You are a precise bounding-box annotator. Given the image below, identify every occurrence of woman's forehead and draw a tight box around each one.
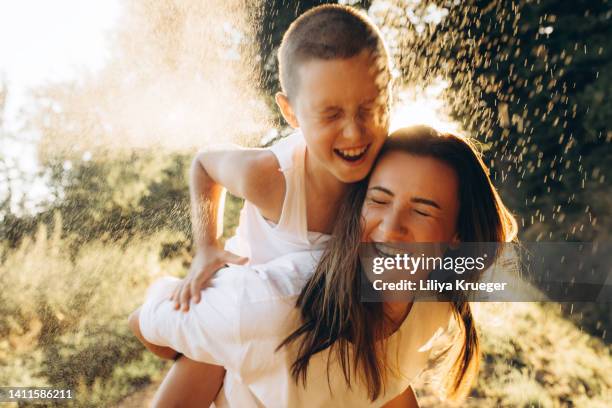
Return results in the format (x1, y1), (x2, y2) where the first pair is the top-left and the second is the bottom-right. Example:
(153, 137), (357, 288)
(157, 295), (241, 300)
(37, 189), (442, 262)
(368, 151), (459, 203)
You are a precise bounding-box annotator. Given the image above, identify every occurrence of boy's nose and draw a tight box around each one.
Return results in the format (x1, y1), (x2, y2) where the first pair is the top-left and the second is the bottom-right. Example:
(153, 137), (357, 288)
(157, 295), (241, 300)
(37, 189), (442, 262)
(342, 118), (363, 142)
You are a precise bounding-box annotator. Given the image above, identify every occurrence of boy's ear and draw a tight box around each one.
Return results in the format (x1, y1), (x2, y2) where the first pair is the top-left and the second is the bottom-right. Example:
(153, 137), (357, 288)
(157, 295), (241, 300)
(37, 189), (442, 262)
(275, 92), (299, 128)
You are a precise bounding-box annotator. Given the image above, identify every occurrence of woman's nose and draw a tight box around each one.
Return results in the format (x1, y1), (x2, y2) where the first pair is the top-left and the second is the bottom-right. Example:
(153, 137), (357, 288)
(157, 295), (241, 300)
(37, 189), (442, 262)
(380, 211), (412, 242)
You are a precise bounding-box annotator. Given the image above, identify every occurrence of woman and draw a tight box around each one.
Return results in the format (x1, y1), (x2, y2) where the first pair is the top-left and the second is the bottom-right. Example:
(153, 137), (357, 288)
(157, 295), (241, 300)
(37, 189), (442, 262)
(130, 125), (517, 407)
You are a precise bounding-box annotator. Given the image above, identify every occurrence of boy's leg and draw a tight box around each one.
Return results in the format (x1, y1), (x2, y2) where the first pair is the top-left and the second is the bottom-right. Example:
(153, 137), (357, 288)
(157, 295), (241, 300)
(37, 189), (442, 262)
(152, 357), (226, 408)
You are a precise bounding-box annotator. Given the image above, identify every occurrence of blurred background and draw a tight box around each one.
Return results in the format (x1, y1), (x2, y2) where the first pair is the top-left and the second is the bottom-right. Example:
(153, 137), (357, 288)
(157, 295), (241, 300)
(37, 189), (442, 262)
(0, 0), (610, 406)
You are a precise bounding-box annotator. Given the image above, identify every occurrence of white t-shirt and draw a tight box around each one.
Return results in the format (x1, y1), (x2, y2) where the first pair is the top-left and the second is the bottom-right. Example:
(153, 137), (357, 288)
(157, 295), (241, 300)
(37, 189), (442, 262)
(139, 251), (453, 407)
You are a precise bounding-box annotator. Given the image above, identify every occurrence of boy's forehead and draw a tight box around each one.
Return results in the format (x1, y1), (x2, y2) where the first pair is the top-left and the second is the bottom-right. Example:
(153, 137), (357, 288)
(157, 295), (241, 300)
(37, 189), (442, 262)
(296, 54), (388, 107)
(297, 50), (387, 80)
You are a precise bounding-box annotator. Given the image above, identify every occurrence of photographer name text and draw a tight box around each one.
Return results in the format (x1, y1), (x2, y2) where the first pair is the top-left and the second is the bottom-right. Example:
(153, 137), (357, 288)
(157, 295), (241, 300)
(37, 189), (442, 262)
(373, 279), (508, 293)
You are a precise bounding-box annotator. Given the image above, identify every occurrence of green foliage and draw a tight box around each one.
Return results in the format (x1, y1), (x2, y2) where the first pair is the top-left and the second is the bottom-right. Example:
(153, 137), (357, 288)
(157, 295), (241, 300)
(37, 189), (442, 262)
(432, 0), (611, 242)
(1, 150), (193, 249)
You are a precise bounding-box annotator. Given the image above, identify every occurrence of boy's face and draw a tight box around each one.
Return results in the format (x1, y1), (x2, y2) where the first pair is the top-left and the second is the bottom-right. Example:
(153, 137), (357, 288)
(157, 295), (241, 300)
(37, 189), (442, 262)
(280, 50), (389, 183)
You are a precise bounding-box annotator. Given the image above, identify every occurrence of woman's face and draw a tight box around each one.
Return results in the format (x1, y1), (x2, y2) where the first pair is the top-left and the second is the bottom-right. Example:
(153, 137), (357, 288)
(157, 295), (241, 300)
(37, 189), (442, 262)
(361, 151), (460, 243)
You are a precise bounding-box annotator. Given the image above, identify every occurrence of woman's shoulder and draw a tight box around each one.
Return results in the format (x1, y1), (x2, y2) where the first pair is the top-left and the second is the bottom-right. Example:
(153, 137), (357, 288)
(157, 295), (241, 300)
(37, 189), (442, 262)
(397, 301), (453, 352)
(416, 302), (453, 339)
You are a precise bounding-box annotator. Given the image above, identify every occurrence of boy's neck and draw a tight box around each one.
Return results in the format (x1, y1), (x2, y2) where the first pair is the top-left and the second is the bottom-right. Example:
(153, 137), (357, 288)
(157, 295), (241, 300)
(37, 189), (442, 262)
(304, 148), (348, 200)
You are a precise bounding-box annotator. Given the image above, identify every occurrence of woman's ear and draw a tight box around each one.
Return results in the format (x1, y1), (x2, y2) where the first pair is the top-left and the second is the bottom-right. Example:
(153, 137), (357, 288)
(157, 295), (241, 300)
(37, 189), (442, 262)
(449, 233), (460, 249)
(275, 92), (299, 128)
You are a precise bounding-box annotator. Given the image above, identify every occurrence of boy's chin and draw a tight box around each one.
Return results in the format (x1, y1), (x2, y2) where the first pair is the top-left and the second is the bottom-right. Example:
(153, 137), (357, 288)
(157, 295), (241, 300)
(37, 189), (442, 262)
(333, 166), (371, 183)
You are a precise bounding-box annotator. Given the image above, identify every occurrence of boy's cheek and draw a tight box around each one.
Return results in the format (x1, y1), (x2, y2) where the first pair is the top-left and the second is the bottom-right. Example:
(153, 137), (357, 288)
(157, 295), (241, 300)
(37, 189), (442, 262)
(377, 107), (391, 129)
(367, 106), (388, 130)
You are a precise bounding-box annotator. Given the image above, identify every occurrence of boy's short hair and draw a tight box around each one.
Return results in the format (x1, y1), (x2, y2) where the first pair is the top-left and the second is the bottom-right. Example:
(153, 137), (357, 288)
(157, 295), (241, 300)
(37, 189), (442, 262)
(278, 4), (390, 100)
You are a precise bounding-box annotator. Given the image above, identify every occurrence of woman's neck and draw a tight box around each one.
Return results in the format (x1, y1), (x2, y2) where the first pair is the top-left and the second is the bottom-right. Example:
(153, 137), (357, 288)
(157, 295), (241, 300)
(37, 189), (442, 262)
(383, 301), (413, 334)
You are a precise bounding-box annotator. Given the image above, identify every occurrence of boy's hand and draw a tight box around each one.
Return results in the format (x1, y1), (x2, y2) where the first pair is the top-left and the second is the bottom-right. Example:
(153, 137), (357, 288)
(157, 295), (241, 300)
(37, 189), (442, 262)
(170, 246), (248, 312)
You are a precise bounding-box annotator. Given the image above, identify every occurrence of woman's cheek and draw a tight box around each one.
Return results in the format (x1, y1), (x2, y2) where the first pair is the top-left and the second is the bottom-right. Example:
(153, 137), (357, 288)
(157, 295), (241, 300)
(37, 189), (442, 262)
(425, 222), (448, 242)
(409, 216), (438, 241)
(361, 207), (380, 240)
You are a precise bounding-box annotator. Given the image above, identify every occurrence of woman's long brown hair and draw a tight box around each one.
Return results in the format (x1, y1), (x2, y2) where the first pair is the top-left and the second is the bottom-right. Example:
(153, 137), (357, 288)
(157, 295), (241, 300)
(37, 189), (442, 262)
(278, 125), (518, 401)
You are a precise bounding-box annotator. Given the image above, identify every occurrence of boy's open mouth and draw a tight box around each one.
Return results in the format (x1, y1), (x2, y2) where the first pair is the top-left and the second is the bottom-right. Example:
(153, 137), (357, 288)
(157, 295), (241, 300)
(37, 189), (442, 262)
(334, 144), (370, 162)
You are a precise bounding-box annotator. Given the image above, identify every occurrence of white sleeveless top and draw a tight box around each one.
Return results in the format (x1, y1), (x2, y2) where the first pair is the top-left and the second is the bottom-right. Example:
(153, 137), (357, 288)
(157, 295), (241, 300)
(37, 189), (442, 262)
(224, 131), (330, 265)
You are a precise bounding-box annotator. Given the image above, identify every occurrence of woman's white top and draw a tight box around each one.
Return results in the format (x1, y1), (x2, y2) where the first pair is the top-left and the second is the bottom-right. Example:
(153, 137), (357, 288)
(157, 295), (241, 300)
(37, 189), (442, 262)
(224, 131), (330, 265)
(139, 251), (453, 407)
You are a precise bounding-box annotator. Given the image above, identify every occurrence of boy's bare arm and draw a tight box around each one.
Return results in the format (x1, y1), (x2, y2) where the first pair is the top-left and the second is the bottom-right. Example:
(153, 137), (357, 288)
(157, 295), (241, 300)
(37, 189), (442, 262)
(171, 147), (285, 311)
(191, 147), (285, 244)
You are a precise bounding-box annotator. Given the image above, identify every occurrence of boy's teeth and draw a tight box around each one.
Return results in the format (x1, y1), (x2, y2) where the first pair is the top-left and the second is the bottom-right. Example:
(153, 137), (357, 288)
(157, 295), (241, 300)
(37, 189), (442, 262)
(338, 146), (368, 157)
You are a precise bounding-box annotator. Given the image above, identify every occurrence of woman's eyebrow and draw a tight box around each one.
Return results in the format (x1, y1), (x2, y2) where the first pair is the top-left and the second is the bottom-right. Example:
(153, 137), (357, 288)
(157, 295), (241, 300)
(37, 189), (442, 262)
(411, 197), (441, 209)
(369, 186), (393, 196)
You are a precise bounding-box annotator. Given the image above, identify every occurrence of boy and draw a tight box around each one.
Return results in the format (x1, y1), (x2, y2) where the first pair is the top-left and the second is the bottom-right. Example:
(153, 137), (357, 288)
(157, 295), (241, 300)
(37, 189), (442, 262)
(171, 4), (391, 309)
(158, 4), (392, 407)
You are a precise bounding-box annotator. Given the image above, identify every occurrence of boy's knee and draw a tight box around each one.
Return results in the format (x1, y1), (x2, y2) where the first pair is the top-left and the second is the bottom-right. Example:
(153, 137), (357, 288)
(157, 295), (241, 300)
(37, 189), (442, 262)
(127, 308), (140, 335)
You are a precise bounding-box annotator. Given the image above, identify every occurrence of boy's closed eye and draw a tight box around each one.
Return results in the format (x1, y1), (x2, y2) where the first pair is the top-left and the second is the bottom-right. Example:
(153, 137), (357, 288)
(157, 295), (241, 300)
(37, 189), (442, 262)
(321, 109), (342, 121)
(326, 112), (342, 121)
(359, 102), (375, 112)
(358, 107), (373, 119)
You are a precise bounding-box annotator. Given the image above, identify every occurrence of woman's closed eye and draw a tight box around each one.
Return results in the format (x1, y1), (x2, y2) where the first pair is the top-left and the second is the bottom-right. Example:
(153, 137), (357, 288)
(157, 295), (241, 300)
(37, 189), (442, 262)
(414, 209), (432, 217)
(367, 196), (389, 205)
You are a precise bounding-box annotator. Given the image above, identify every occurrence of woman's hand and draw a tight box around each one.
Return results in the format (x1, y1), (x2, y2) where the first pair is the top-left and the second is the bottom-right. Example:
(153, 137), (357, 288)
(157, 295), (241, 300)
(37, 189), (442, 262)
(128, 307), (180, 360)
(170, 246), (248, 312)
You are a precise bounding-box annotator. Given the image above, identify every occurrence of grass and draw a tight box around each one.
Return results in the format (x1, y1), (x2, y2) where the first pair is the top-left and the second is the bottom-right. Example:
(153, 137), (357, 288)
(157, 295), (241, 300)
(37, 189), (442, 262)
(0, 193), (243, 407)
(415, 303), (612, 407)
(0, 218), (185, 406)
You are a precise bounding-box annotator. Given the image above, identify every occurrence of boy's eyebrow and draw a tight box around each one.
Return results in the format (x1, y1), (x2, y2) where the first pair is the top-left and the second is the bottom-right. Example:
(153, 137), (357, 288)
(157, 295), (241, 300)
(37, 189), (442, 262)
(317, 97), (378, 111)
(319, 106), (341, 113)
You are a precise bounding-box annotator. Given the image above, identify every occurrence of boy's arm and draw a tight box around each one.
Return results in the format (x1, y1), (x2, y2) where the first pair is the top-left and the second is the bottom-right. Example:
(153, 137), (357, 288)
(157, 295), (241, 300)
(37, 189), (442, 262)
(191, 146), (285, 243)
(171, 146), (285, 311)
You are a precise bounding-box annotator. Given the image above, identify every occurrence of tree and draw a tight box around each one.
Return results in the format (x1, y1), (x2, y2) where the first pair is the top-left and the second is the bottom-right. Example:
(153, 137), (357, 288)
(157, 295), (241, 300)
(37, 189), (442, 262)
(377, 0), (611, 242)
